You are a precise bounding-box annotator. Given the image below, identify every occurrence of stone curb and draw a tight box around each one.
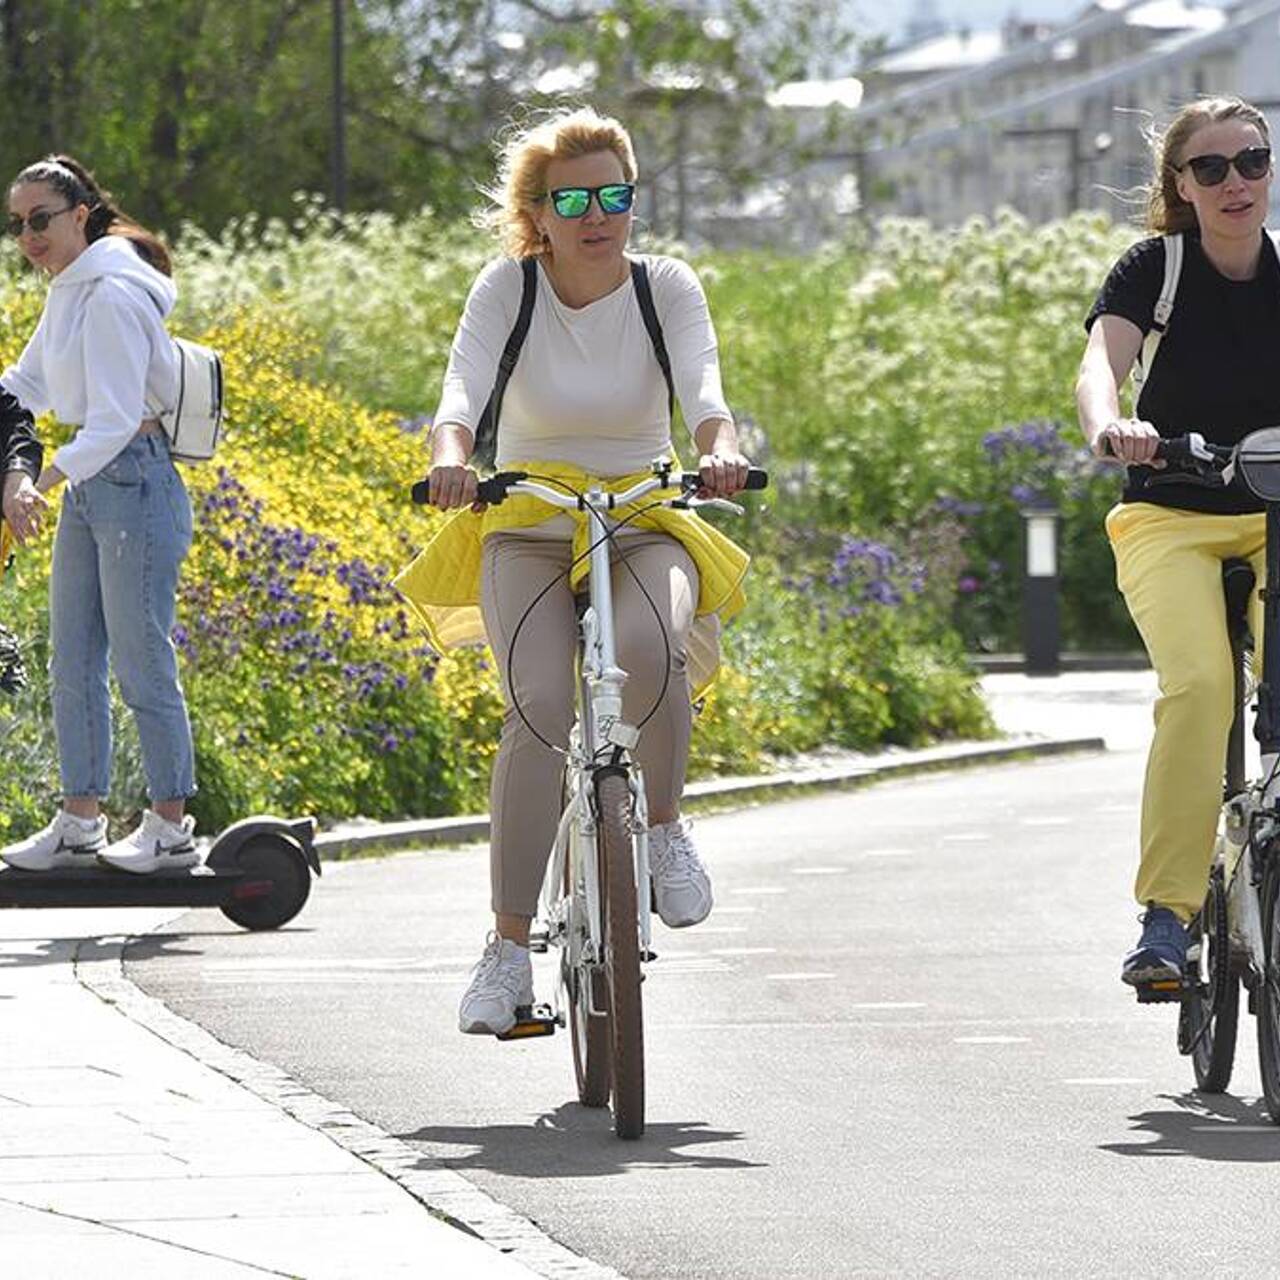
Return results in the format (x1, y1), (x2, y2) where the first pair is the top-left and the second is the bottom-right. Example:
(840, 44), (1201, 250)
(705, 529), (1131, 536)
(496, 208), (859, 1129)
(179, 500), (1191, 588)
(315, 735), (1105, 859)
(76, 927), (623, 1280)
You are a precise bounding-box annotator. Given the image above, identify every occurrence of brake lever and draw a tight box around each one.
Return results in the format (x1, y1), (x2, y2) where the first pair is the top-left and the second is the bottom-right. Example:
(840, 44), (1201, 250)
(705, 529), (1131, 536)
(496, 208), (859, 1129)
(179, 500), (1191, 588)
(678, 496), (746, 515)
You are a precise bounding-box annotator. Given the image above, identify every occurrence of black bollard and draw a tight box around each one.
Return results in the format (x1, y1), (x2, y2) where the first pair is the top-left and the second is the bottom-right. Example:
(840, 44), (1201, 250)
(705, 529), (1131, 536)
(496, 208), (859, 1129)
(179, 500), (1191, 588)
(1021, 501), (1060, 676)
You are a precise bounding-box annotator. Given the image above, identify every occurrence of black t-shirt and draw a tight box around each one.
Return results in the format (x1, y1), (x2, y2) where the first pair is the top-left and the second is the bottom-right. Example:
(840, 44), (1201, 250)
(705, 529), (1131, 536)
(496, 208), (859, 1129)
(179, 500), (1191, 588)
(1085, 230), (1280, 514)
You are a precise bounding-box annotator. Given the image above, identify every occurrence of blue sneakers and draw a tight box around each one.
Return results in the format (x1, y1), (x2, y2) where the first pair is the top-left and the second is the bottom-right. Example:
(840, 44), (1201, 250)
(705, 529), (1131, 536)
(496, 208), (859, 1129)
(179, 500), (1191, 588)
(1121, 905), (1189, 987)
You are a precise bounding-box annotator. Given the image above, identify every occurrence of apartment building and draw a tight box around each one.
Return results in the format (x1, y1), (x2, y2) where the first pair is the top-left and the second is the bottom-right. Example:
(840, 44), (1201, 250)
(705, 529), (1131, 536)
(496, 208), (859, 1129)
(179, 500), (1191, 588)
(850, 0), (1280, 225)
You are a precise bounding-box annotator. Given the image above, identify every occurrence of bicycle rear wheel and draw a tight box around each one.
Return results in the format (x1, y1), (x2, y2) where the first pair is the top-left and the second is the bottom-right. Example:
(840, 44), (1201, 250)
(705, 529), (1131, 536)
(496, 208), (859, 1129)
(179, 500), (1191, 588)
(1177, 870), (1238, 1093)
(563, 783), (609, 1108)
(597, 769), (645, 1139)
(1256, 857), (1280, 1122)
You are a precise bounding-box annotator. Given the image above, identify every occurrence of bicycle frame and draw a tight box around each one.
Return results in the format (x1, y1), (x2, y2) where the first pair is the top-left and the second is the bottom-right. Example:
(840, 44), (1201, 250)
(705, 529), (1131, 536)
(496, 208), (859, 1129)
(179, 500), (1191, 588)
(540, 481), (654, 992)
(1219, 505), (1280, 978)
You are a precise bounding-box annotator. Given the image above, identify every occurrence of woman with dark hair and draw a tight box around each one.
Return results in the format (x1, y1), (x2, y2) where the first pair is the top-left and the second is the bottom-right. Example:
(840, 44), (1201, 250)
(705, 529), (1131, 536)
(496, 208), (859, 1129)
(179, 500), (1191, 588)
(0, 155), (198, 874)
(1076, 96), (1279, 991)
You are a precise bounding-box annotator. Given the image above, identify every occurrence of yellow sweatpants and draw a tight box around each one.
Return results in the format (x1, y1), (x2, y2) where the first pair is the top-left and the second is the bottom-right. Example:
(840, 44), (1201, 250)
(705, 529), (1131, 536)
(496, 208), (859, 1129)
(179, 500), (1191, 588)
(1107, 502), (1266, 921)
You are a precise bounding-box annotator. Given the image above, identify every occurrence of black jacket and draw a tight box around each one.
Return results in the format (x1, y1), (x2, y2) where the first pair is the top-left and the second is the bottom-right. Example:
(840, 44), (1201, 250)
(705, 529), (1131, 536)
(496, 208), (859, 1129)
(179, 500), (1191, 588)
(1, 385), (41, 480)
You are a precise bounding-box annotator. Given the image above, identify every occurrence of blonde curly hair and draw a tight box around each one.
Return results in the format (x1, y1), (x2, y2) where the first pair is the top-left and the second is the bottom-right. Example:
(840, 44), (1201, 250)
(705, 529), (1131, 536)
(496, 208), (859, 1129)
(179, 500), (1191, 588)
(1146, 96), (1271, 233)
(480, 106), (638, 259)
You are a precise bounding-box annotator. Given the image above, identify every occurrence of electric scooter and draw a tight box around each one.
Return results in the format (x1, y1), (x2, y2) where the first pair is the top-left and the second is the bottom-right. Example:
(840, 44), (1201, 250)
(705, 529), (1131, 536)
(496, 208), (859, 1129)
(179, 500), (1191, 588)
(0, 530), (319, 932)
(0, 816), (320, 931)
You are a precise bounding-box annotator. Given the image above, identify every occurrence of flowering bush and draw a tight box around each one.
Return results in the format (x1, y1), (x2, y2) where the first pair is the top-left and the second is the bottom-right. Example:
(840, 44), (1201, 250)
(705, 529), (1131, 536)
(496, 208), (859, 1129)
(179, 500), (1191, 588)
(7, 202), (1166, 837)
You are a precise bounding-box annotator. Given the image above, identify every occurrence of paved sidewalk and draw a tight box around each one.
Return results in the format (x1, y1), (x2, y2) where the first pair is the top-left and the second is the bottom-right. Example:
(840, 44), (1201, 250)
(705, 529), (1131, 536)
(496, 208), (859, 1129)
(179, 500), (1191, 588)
(981, 669), (1158, 752)
(0, 907), (541, 1278)
(0, 670), (1150, 1276)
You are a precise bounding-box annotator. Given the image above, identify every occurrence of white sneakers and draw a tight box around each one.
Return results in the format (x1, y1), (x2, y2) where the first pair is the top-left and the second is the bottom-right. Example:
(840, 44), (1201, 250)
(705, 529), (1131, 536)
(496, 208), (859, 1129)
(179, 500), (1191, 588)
(99, 810), (199, 874)
(0, 811), (107, 871)
(0, 809), (198, 874)
(458, 933), (534, 1036)
(649, 818), (713, 928)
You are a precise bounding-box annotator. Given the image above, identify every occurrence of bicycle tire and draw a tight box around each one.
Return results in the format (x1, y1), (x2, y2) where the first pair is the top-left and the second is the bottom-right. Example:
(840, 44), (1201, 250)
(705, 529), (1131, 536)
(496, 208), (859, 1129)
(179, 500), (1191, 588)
(1178, 872), (1238, 1093)
(1256, 857), (1280, 1122)
(597, 770), (645, 1139)
(563, 775), (610, 1107)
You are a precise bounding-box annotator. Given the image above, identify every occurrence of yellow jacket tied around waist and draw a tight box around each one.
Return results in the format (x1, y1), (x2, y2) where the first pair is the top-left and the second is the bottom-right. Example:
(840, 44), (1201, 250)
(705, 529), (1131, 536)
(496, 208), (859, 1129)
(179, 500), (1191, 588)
(393, 461), (750, 698)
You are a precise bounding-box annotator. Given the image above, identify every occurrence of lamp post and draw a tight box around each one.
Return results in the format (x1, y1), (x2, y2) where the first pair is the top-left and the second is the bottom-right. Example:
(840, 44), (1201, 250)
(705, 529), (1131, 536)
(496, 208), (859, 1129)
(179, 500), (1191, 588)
(1021, 498), (1060, 676)
(331, 0), (347, 213)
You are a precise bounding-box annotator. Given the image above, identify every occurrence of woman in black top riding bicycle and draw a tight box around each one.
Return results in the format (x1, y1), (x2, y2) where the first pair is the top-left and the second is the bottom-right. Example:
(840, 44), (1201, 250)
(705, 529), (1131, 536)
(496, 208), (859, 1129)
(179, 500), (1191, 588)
(1075, 96), (1280, 992)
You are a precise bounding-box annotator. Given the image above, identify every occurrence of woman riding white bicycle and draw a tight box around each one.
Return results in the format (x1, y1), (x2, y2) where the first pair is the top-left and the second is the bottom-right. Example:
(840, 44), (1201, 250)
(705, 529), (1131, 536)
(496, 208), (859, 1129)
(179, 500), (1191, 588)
(396, 106), (754, 1036)
(1075, 96), (1280, 991)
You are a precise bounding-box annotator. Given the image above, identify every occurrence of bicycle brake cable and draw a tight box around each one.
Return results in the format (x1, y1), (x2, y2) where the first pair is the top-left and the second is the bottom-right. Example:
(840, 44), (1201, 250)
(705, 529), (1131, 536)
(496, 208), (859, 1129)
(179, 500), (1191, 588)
(502, 479), (679, 754)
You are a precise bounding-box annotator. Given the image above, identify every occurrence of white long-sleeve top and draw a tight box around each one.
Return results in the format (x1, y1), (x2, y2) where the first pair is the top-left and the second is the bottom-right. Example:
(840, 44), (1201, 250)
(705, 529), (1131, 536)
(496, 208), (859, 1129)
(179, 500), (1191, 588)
(1, 235), (179, 485)
(435, 253), (732, 473)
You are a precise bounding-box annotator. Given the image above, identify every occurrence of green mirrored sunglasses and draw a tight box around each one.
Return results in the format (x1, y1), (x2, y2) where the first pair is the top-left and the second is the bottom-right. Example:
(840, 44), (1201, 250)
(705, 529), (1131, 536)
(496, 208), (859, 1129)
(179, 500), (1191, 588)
(547, 183), (636, 218)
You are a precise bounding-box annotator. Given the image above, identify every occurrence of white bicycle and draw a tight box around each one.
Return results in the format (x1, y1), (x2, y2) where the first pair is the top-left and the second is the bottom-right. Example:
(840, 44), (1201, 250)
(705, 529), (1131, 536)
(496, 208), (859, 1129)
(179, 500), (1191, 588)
(459, 460), (765, 1139)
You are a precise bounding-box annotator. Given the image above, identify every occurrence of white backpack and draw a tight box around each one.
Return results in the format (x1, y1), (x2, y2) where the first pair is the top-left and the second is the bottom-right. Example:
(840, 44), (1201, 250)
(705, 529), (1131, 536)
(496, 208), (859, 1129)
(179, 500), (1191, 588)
(1134, 228), (1280, 387)
(161, 337), (224, 463)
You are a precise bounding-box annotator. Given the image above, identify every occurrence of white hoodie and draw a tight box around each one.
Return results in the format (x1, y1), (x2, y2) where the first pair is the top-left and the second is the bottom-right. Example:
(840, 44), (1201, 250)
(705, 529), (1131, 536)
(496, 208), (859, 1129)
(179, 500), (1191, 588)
(1, 235), (179, 485)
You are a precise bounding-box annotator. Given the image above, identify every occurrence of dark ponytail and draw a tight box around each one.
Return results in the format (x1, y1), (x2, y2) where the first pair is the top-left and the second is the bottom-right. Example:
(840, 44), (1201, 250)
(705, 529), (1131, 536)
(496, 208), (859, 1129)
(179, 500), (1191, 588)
(10, 154), (172, 276)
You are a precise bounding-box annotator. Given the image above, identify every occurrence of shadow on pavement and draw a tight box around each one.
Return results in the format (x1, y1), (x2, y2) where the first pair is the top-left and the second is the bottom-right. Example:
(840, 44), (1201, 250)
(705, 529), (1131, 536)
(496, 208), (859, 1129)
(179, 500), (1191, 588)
(0, 934), (200, 969)
(400, 1102), (765, 1177)
(1101, 1092), (1280, 1161)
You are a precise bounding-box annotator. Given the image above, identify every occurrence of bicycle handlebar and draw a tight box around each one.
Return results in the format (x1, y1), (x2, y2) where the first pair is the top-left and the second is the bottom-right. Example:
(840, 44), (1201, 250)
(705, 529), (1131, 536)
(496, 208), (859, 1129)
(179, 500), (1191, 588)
(1101, 432), (1232, 470)
(411, 466), (769, 509)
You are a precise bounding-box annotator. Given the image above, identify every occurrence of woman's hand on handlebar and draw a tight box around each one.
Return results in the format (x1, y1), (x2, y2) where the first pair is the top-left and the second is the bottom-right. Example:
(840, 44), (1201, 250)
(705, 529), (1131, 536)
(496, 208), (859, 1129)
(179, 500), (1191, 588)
(424, 463), (481, 510)
(1093, 418), (1163, 467)
(697, 450), (752, 498)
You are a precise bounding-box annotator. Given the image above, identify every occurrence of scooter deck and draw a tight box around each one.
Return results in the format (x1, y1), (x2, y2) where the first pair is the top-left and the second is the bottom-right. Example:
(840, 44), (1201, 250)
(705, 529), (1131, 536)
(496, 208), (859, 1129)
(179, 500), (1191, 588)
(0, 864), (276, 910)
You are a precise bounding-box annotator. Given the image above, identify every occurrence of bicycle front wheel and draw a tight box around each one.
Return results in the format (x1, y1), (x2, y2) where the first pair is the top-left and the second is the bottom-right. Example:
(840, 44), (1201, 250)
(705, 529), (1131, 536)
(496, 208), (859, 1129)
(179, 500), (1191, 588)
(1256, 857), (1280, 1122)
(597, 770), (645, 1139)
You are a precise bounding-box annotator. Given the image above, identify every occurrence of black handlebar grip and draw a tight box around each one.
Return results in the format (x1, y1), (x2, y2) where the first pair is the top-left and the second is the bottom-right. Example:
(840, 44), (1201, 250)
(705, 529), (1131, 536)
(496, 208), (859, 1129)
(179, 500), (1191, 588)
(680, 466), (770, 492)
(1101, 436), (1178, 462)
(474, 475), (508, 505)
(410, 479), (431, 504)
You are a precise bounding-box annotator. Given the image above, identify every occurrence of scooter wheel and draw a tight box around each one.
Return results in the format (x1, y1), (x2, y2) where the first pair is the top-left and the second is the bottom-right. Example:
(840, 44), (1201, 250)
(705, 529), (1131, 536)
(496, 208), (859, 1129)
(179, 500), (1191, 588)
(220, 834), (311, 931)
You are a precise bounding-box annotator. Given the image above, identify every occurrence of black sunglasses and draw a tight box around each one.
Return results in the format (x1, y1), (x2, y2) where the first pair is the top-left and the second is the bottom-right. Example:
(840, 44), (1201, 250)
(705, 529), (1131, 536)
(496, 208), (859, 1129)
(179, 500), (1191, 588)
(4, 206), (75, 237)
(1177, 146), (1272, 187)
(546, 183), (636, 218)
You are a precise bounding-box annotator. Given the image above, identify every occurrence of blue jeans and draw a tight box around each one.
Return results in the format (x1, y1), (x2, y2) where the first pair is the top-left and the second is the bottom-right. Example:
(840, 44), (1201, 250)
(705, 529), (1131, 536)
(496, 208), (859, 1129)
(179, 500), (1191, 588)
(50, 434), (196, 801)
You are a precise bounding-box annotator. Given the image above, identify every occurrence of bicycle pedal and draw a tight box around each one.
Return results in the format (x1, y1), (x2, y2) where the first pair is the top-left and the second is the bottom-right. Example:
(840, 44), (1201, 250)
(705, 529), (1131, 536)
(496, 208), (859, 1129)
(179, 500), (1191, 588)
(527, 927), (550, 954)
(1134, 979), (1186, 1004)
(496, 1003), (557, 1041)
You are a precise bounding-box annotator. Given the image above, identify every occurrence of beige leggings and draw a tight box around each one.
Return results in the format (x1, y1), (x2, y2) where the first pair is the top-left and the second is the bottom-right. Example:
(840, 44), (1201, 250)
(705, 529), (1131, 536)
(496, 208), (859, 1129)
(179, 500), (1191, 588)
(480, 530), (699, 916)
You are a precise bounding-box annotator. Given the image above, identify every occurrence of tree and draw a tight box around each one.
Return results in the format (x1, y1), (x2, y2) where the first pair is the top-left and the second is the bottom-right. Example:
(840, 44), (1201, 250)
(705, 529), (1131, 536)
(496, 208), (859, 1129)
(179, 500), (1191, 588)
(0, 0), (860, 242)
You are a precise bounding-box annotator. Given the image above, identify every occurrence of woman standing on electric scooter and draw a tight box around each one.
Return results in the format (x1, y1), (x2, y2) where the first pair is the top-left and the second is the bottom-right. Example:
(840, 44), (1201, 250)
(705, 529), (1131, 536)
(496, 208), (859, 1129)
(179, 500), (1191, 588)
(1076, 97), (1280, 991)
(0, 156), (199, 875)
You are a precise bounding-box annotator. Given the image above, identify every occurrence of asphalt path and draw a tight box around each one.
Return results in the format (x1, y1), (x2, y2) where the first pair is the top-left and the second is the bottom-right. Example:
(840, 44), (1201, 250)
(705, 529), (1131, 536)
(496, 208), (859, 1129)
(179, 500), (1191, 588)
(128, 752), (1280, 1278)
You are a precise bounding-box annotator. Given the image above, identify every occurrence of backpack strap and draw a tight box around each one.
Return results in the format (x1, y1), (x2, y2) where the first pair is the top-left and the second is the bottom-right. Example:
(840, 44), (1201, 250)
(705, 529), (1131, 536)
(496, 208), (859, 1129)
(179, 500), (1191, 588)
(630, 258), (676, 422)
(1134, 233), (1182, 388)
(472, 257), (537, 467)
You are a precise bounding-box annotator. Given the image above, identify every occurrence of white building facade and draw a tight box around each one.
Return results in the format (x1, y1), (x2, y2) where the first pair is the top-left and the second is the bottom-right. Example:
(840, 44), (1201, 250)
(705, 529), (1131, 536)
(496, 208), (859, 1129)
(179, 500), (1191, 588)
(850, 0), (1280, 226)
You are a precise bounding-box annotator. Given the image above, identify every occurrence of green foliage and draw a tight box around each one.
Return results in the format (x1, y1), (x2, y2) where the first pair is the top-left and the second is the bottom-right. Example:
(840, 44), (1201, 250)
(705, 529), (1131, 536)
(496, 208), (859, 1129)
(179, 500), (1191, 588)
(5, 201), (1158, 837)
(0, 0), (862, 240)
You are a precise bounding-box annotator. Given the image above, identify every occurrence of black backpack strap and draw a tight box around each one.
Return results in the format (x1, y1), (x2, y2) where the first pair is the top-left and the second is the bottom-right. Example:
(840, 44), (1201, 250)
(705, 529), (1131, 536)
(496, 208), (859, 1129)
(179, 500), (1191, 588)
(631, 258), (675, 422)
(472, 257), (537, 467)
